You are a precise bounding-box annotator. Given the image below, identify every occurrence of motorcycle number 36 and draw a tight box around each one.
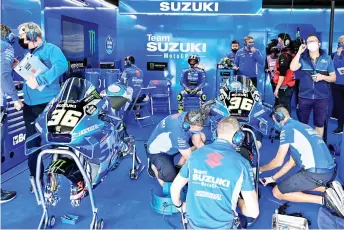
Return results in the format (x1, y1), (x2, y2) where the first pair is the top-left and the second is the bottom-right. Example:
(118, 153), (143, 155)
(228, 97), (254, 111)
(48, 109), (83, 127)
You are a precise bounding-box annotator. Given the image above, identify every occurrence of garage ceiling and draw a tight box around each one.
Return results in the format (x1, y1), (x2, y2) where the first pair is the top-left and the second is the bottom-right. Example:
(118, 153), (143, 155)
(106, 0), (344, 8)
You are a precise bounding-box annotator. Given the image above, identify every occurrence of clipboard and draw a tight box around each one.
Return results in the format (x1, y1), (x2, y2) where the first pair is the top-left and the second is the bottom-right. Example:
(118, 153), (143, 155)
(14, 52), (48, 91)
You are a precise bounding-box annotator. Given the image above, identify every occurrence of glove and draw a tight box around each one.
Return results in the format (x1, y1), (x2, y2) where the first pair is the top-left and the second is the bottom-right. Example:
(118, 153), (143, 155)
(13, 100), (23, 111)
(259, 176), (275, 186)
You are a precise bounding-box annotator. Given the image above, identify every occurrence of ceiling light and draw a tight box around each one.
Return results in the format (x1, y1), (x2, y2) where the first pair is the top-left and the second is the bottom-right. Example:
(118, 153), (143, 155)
(95, 0), (117, 9)
(65, 0), (89, 7)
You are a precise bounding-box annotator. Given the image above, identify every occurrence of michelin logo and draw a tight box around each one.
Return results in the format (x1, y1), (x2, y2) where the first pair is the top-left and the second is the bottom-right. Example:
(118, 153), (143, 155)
(160, 2), (219, 12)
(146, 34), (207, 59)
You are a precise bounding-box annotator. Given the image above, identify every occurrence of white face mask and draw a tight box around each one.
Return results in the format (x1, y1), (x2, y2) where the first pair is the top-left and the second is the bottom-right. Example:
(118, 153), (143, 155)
(307, 42), (319, 52)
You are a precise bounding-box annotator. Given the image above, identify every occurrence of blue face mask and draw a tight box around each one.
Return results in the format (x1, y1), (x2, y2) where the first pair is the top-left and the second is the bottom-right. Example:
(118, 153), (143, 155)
(339, 44), (344, 49)
(247, 44), (254, 50)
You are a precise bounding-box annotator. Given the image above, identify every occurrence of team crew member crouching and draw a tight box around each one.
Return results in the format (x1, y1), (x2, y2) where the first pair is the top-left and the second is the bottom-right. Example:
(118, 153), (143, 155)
(147, 110), (206, 187)
(260, 106), (344, 217)
(171, 117), (259, 229)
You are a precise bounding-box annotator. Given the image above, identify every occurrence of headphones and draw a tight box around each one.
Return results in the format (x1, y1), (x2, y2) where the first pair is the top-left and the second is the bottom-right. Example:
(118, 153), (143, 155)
(279, 33), (291, 47)
(1, 25), (15, 44)
(183, 110), (205, 131)
(272, 105), (286, 123)
(26, 22), (38, 42)
(232, 128), (245, 147)
(5, 32), (15, 44)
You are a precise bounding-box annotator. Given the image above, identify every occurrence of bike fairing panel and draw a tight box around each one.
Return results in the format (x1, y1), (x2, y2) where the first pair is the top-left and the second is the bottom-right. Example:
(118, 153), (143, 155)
(31, 78), (126, 160)
(209, 76), (273, 135)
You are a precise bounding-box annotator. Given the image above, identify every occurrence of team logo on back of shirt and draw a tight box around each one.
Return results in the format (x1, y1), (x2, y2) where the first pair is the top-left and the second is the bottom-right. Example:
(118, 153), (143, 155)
(205, 152), (223, 168)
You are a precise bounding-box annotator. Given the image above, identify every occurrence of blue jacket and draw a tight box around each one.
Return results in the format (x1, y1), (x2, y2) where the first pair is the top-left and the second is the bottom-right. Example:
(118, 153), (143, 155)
(181, 67), (206, 90)
(298, 50), (335, 99)
(23, 41), (68, 106)
(120, 64), (144, 98)
(1, 39), (19, 105)
(234, 48), (264, 78)
(333, 51), (344, 85)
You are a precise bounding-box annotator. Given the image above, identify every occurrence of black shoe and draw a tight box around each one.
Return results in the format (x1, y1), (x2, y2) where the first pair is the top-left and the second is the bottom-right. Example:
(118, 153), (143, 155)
(323, 188), (344, 217)
(147, 160), (156, 178)
(333, 127), (343, 135)
(1, 189), (17, 203)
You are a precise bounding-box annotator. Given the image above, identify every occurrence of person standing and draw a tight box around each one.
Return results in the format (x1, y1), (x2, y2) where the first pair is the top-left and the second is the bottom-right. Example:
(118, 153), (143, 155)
(0, 24), (23, 203)
(290, 35), (336, 137)
(332, 36), (344, 134)
(17, 22), (68, 187)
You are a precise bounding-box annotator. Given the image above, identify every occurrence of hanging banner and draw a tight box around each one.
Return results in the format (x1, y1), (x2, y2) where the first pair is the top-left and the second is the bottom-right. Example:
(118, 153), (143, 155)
(119, 0), (262, 16)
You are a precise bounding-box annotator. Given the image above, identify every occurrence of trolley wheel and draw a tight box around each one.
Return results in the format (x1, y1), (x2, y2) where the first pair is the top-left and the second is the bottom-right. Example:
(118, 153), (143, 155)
(96, 219), (104, 230)
(129, 169), (138, 180)
(45, 215), (55, 229)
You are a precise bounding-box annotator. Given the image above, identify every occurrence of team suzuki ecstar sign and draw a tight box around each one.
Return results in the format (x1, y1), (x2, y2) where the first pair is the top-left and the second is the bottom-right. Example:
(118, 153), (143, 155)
(119, 0), (262, 15)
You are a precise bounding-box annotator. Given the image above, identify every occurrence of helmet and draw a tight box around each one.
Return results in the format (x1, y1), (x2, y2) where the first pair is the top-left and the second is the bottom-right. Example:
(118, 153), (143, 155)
(188, 54), (200, 67)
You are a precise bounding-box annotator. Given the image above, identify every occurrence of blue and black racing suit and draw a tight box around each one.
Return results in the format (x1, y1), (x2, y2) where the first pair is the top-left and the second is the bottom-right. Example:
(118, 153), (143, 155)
(177, 67), (206, 113)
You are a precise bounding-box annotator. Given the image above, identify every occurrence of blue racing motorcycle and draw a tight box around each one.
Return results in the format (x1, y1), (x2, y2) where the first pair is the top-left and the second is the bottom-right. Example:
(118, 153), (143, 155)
(26, 77), (144, 230)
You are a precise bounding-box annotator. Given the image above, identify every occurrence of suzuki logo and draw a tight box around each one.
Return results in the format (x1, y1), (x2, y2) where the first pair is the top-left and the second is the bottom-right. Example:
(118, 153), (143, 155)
(205, 152), (223, 168)
(160, 2), (219, 12)
(89, 30), (96, 56)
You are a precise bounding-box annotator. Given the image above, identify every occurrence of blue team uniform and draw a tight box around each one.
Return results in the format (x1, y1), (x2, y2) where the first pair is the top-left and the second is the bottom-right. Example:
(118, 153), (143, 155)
(333, 50), (344, 85)
(298, 51), (335, 99)
(23, 41), (68, 106)
(0, 39), (19, 105)
(120, 64), (144, 99)
(234, 48), (264, 79)
(179, 138), (255, 229)
(147, 112), (191, 155)
(177, 67), (206, 113)
(147, 112), (193, 182)
(278, 118), (336, 194)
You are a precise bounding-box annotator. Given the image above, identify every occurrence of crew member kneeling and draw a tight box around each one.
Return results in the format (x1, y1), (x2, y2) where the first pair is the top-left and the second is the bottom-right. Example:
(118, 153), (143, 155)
(171, 117), (259, 229)
(146, 110), (206, 187)
(260, 106), (344, 217)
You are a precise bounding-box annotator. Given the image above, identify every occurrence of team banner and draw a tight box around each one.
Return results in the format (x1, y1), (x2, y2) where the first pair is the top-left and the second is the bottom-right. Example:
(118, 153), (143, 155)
(119, 0), (263, 16)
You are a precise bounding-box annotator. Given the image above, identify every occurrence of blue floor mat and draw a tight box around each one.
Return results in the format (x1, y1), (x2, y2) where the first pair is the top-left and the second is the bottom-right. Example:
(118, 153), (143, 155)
(1, 111), (343, 229)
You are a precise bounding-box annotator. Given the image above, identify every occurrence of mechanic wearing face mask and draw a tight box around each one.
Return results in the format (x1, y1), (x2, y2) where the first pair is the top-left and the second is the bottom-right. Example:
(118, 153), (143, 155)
(331, 35), (344, 135)
(290, 35), (336, 137)
(234, 36), (264, 88)
(17, 22), (68, 188)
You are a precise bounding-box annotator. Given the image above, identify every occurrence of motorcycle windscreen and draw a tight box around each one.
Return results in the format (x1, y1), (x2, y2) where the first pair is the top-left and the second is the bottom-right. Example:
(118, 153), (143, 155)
(219, 76), (260, 122)
(57, 77), (100, 103)
(46, 77), (102, 139)
(108, 96), (128, 110)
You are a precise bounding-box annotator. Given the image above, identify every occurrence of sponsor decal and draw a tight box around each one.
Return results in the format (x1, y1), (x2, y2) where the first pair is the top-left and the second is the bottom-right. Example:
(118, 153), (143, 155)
(146, 34), (207, 60)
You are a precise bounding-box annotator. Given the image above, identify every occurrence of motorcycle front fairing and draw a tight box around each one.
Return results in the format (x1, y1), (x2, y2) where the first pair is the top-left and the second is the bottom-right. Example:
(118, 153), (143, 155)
(27, 78), (115, 160)
(210, 75), (273, 135)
